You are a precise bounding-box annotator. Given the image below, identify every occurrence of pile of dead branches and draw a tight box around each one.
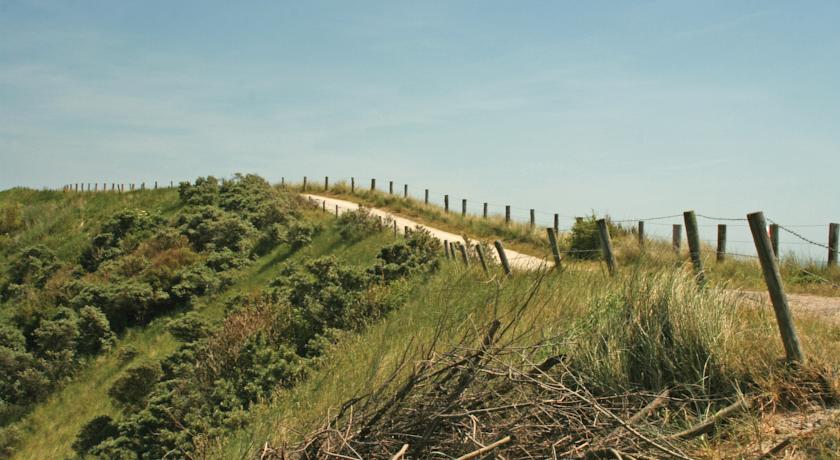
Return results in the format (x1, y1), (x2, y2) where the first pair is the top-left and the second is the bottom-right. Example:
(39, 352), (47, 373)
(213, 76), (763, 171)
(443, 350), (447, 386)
(256, 311), (763, 460)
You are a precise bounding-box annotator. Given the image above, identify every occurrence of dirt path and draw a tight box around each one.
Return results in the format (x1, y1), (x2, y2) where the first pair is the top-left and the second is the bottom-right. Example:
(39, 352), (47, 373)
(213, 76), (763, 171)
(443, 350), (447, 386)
(302, 194), (552, 271)
(303, 193), (840, 321)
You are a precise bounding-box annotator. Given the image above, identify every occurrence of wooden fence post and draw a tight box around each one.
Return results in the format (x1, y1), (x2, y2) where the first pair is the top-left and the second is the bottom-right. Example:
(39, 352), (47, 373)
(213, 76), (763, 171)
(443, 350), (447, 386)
(335, 205), (339, 217)
(597, 219), (617, 276)
(389, 181), (393, 195)
(351, 177), (355, 193)
(154, 181), (158, 190)
(494, 240), (512, 277)
(303, 176), (307, 191)
(371, 178), (376, 191)
(322, 200), (326, 212)
(404, 225), (410, 236)
(424, 189), (429, 204)
(638, 221), (645, 247)
(769, 224), (780, 260)
(444, 240), (451, 259)
(483, 203), (488, 218)
(462, 199), (467, 217)
(672, 224), (682, 254)
(458, 243), (470, 266)
(393, 220), (397, 237)
(444, 195), (449, 213)
(530, 209), (535, 228)
(747, 211), (804, 363)
(404, 184), (408, 198)
(683, 211), (705, 285)
(94, 183), (98, 192)
(170, 181), (173, 188)
(830, 223), (839, 266)
(505, 206), (511, 224)
(475, 244), (489, 274)
(546, 228), (562, 271)
(554, 214), (559, 235)
(324, 176), (329, 191)
(717, 224), (727, 262)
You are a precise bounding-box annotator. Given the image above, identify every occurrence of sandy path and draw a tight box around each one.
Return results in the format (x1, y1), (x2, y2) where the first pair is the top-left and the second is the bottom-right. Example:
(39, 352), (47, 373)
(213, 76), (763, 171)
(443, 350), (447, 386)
(303, 193), (840, 321)
(302, 194), (552, 271)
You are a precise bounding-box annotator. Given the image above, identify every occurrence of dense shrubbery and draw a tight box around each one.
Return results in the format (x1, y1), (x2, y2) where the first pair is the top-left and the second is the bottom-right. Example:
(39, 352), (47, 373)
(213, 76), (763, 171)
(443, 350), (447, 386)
(77, 226), (440, 458)
(0, 174), (304, 438)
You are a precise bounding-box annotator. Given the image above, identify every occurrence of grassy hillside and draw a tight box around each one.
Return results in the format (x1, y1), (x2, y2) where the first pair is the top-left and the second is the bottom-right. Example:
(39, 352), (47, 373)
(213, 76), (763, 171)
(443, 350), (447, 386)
(1, 177), (839, 459)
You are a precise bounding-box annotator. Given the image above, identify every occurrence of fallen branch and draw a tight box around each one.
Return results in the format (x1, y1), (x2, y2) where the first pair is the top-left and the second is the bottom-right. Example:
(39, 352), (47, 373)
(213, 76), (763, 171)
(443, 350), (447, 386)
(391, 443), (410, 460)
(667, 398), (752, 441)
(455, 435), (512, 460)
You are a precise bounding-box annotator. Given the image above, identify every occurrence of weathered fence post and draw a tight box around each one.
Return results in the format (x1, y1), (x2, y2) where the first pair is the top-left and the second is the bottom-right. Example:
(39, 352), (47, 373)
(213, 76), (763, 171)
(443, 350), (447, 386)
(462, 199), (467, 217)
(154, 181), (158, 190)
(683, 211), (706, 285)
(404, 184), (408, 198)
(672, 224), (682, 254)
(475, 244), (489, 274)
(458, 243), (470, 266)
(769, 224), (780, 260)
(546, 228), (562, 271)
(483, 203), (488, 219)
(335, 205), (339, 217)
(597, 219), (617, 276)
(530, 209), (535, 228)
(717, 224), (727, 262)
(393, 220), (397, 237)
(638, 221), (645, 247)
(371, 178), (376, 191)
(505, 206), (511, 224)
(322, 200), (326, 212)
(830, 223), (839, 266)
(324, 176), (329, 191)
(389, 181), (394, 195)
(494, 240), (512, 277)
(404, 225), (410, 236)
(444, 195), (449, 213)
(302, 176), (307, 191)
(350, 177), (355, 193)
(94, 183), (98, 192)
(554, 214), (559, 236)
(424, 189), (429, 204)
(444, 240), (451, 259)
(170, 181), (173, 188)
(747, 211), (804, 363)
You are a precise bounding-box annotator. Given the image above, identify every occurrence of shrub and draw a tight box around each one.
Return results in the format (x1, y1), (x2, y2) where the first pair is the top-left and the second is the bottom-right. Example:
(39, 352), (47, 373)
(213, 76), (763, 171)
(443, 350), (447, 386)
(167, 312), (211, 343)
(80, 209), (164, 271)
(335, 207), (381, 241)
(108, 362), (162, 409)
(72, 415), (118, 456)
(0, 425), (22, 458)
(32, 312), (78, 357)
(177, 205), (258, 253)
(567, 214), (622, 260)
(0, 202), (24, 236)
(284, 219), (319, 249)
(76, 306), (116, 355)
(116, 345), (139, 365)
(5, 245), (60, 289)
(370, 227), (441, 281)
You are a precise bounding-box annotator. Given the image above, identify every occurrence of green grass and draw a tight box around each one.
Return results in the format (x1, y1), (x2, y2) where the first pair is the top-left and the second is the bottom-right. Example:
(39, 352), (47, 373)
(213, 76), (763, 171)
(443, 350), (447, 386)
(214, 258), (840, 458)
(5, 205), (397, 460)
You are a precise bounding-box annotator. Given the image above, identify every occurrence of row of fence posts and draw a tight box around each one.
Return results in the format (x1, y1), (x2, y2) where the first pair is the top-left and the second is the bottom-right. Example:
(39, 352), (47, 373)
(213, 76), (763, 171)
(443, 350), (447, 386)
(62, 181), (175, 193)
(296, 175), (839, 268)
(292, 176), (570, 234)
(310, 186), (831, 366)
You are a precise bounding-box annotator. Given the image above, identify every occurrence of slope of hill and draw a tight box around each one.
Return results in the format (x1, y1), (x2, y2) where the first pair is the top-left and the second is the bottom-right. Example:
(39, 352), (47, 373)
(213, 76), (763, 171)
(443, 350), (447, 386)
(1, 176), (839, 459)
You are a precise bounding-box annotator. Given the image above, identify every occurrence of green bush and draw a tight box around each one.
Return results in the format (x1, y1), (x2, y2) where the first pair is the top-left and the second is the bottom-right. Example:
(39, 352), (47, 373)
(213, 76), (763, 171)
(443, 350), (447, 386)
(335, 207), (381, 241)
(177, 205), (258, 253)
(107, 362), (162, 409)
(72, 415), (118, 456)
(567, 214), (622, 260)
(370, 227), (441, 281)
(166, 312), (211, 343)
(76, 306), (116, 355)
(0, 203), (24, 236)
(80, 209), (164, 271)
(116, 345), (139, 365)
(4, 245), (60, 291)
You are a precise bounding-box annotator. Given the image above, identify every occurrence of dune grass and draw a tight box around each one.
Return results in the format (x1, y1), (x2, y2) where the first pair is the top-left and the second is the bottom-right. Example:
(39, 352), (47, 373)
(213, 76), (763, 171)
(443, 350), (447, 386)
(215, 256), (840, 458)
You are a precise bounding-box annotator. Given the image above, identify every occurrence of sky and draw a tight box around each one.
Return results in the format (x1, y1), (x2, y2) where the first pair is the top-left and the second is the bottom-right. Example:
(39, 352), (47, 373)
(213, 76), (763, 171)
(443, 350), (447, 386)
(1, 1), (839, 258)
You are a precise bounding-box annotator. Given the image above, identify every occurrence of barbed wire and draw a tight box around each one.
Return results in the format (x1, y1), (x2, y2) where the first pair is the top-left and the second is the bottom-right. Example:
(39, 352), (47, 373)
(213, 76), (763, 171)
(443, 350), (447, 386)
(612, 214), (683, 223)
(769, 220), (836, 251)
(696, 214), (748, 222)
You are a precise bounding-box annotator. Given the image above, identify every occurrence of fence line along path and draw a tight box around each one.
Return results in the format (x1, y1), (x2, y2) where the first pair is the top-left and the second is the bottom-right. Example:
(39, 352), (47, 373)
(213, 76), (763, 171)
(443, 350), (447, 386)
(302, 194), (551, 272)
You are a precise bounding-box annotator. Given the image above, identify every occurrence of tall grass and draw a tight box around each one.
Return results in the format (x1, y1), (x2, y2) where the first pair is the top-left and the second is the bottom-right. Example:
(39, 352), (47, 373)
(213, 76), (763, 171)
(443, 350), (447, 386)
(216, 257), (840, 458)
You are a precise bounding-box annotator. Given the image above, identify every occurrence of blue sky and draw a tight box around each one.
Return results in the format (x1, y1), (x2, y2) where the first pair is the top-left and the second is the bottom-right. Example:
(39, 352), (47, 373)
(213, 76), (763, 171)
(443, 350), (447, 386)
(1, 1), (839, 257)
